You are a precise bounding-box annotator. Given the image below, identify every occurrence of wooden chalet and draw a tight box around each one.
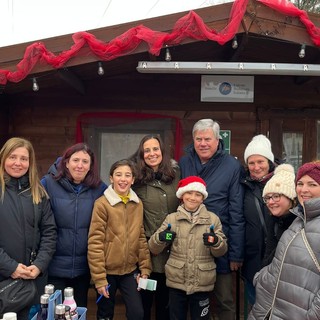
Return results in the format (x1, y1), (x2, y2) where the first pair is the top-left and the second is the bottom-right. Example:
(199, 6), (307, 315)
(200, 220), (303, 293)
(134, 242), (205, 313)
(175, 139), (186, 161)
(0, 0), (320, 178)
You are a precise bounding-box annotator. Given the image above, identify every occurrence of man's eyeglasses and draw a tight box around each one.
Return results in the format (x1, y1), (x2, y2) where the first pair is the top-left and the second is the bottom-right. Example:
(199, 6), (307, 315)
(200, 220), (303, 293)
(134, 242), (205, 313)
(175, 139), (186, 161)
(263, 193), (282, 204)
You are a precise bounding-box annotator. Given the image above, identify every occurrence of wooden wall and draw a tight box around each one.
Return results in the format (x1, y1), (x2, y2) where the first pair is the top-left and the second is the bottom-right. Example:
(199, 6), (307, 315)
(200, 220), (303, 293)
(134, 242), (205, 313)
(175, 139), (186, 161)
(7, 104), (257, 178)
(3, 73), (320, 177)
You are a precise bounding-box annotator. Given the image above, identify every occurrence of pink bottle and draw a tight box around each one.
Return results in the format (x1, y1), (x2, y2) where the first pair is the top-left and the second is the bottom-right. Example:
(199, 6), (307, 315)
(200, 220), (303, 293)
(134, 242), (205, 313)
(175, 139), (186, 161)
(63, 287), (78, 320)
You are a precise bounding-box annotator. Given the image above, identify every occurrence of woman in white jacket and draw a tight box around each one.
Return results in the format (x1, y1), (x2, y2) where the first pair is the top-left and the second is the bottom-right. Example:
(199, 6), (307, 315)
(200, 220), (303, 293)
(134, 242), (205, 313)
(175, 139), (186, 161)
(248, 161), (320, 320)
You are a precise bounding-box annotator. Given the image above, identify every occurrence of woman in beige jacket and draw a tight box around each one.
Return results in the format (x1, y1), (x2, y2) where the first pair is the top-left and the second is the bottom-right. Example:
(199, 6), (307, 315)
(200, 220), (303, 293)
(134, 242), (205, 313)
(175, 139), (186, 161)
(88, 159), (151, 320)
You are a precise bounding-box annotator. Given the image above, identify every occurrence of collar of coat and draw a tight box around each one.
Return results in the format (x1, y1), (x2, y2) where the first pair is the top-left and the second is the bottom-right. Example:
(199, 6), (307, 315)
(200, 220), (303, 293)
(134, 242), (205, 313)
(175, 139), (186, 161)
(176, 203), (212, 224)
(290, 198), (320, 222)
(104, 184), (140, 206)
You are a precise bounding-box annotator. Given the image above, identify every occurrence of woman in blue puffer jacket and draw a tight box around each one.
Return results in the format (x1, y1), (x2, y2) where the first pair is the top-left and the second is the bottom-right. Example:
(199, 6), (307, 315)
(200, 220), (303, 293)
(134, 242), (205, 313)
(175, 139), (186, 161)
(41, 143), (106, 308)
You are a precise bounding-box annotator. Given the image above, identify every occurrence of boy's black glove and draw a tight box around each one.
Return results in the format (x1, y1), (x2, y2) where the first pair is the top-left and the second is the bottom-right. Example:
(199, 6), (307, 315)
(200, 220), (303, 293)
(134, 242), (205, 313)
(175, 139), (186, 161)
(203, 225), (219, 246)
(159, 224), (176, 244)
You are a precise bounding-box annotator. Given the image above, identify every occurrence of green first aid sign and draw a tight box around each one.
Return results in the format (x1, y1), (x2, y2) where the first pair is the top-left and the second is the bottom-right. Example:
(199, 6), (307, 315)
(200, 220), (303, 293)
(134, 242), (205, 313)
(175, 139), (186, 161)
(220, 130), (231, 154)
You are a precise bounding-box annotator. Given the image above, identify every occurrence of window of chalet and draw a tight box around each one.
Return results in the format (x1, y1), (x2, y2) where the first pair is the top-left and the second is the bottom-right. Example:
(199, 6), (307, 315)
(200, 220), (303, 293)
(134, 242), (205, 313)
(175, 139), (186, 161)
(282, 132), (303, 172)
(76, 113), (182, 183)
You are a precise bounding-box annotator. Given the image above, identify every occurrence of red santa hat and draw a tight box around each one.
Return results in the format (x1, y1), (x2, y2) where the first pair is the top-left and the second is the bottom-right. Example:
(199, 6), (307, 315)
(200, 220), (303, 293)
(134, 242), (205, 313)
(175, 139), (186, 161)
(176, 176), (208, 200)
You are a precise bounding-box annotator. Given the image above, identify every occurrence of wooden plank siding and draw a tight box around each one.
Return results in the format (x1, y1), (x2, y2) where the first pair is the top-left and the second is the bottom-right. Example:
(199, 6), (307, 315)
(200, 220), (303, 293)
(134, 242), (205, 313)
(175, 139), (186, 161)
(7, 103), (256, 177)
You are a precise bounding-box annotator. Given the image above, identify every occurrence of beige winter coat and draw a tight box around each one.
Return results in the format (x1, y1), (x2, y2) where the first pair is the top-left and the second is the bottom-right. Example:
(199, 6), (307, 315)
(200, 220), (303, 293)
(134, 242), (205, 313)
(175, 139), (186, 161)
(148, 204), (227, 295)
(88, 185), (151, 289)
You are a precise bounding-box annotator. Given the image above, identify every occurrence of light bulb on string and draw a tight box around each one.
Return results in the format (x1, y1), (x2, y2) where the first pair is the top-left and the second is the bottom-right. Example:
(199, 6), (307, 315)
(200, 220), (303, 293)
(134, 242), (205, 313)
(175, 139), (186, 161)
(165, 46), (172, 62)
(299, 44), (306, 58)
(32, 78), (39, 92)
(232, 36), (238, 49)
(97, 62), (105, 76)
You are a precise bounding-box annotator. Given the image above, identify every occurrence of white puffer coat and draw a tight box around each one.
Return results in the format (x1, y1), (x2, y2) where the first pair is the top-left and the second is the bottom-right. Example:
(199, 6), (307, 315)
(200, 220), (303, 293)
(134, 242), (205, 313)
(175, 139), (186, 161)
(248, 198), (320, 320)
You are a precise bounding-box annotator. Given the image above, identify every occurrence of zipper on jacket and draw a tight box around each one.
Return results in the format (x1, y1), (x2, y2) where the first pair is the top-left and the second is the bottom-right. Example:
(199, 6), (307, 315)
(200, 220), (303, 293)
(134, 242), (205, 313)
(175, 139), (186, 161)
(71, 195), (79, 278)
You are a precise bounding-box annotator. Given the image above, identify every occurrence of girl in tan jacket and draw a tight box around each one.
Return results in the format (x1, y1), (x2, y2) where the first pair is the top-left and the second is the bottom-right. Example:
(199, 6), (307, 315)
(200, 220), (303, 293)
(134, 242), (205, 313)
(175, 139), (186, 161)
(149, 176), (227, 320)
(88, 159), (151, 320)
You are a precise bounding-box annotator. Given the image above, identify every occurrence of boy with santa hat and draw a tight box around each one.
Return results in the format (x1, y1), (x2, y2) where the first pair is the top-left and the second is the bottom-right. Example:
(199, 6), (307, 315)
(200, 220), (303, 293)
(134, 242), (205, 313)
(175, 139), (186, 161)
(148, 176), (227, 320)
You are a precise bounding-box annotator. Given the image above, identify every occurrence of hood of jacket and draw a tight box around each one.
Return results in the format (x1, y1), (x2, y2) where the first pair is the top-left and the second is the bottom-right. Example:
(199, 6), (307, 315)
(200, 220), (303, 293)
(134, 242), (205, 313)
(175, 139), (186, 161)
(47, 157), (61, 177)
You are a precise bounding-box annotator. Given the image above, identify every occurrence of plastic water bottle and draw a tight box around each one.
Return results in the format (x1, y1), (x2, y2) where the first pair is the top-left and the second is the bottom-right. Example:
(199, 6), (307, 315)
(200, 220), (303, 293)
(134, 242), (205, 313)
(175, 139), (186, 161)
(63, 287), (78, 320)
(37, 294), (50, 320)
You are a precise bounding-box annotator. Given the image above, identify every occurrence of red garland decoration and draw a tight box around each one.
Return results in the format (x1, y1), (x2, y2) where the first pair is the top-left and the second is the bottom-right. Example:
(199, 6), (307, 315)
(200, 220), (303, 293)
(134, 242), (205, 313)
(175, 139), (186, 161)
(0, 0), (319, 86)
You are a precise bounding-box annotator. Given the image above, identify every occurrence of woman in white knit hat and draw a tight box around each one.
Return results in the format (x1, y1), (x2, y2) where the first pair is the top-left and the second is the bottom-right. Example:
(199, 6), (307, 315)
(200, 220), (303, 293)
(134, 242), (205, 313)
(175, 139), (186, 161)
(241, 134), (276, 307)
(261, 163), (296, 266)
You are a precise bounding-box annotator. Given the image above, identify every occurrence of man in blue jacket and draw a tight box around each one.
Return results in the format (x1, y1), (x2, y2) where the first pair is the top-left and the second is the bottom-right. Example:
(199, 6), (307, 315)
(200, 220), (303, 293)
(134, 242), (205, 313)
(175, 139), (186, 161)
(179, 119), (245, 320)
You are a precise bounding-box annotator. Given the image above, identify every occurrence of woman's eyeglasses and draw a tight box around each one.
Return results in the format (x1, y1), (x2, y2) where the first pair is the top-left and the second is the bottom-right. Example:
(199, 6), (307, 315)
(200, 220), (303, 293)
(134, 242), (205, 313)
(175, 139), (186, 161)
(263, 193), (282, 203)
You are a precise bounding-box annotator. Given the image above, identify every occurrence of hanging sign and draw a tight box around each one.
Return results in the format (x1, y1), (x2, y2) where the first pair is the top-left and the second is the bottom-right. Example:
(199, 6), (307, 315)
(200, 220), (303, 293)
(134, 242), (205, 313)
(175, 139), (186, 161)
(201, 75), (254, 102)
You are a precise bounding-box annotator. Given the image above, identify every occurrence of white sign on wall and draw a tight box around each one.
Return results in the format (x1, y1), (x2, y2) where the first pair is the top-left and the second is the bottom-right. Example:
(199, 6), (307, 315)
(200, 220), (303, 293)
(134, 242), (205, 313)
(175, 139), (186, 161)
(201, 75), (254, 103)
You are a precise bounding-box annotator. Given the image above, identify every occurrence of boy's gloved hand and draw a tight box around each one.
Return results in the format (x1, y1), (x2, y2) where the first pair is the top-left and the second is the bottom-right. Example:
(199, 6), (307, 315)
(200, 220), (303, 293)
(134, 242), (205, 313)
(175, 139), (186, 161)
(203, 225), (218, 246)
(159, 224), (176, 244)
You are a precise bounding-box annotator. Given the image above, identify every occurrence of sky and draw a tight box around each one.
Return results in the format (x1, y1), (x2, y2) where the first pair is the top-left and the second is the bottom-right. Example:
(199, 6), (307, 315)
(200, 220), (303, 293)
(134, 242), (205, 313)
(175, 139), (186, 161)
(0, 0), (231, 48)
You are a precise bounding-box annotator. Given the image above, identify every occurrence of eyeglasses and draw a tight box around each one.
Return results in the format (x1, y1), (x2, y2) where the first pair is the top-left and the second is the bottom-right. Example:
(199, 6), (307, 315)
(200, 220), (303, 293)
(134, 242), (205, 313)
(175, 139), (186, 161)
(263, 193), (282, 203)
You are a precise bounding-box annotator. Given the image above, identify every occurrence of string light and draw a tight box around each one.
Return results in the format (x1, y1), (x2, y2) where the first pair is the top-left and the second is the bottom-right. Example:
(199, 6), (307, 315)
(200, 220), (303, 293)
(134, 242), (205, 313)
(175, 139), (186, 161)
(299, 44), (306, 58)
(97, 62), (105, 76)
(232, 36), (238, 49)
(32, 78), (39, 92)
(165, 46), (172, 62)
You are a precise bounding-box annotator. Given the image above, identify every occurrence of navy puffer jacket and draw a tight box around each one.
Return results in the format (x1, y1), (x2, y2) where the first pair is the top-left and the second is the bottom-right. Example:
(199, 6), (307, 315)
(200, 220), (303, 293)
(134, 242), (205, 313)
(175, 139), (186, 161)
(179, 141), (245, 273)
(42, 159), (106, 278)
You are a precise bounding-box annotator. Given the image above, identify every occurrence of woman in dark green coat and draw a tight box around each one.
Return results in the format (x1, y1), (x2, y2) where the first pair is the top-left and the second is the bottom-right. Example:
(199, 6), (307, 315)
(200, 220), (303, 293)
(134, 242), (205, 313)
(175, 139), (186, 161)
(131, 134), (180, 320)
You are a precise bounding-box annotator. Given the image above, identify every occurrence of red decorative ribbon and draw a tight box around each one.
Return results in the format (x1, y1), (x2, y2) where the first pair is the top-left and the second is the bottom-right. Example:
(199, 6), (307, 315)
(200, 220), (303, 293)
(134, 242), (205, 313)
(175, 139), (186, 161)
(0, 0), (318, 86)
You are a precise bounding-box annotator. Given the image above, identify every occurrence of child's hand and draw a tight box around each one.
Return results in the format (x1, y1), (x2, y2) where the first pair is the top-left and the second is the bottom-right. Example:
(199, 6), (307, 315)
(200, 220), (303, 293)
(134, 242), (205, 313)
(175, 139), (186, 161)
(203, 224), (219, 246)
(159, 223), (176, 244)
(97, 284), (110, 299)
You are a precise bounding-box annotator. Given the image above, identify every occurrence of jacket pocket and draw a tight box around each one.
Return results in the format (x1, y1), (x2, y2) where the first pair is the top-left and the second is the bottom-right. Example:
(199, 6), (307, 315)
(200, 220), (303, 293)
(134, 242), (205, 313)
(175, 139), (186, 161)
(165, 259), (185, 284)
(197, 262), (216, 286)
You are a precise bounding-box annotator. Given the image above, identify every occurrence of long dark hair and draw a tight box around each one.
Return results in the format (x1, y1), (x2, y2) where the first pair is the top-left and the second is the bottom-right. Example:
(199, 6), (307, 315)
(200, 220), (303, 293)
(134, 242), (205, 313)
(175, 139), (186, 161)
(56, 143), (102, 188)
(130, 135), (176, 184)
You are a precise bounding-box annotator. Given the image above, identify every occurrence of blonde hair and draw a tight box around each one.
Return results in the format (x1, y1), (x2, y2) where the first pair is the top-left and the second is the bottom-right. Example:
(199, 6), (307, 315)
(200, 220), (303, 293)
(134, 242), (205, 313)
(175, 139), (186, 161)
(0, 137), (47, 203)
